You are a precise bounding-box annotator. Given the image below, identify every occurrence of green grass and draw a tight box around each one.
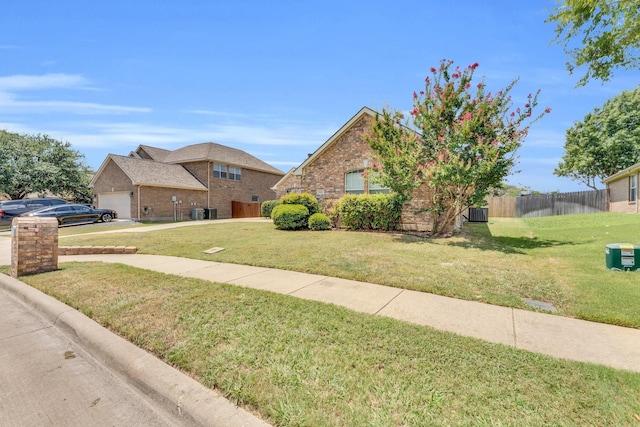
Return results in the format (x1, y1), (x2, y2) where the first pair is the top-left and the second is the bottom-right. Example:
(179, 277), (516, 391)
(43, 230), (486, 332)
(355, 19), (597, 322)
(8, 262), (640, 426)
(57, 213), (640, 327)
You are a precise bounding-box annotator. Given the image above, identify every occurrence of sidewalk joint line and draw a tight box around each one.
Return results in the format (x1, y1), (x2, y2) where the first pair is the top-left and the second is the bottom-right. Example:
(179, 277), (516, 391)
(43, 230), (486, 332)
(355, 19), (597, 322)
(374, 289), (405, 315)
(511, 308), (517, 348)
(286, 277), (328, 295)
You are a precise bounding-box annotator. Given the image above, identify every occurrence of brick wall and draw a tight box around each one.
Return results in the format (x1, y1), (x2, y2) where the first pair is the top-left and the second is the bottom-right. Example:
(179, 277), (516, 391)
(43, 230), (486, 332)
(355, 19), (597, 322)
(183, 162), (282, 218)
(138, 187), (208, 221)
(299, 114), (374, 202)
(274, 173), (302, 198)
(11, 217), (58, 277)
(608, 175), (639, 213)
(201, 164), (281, 218)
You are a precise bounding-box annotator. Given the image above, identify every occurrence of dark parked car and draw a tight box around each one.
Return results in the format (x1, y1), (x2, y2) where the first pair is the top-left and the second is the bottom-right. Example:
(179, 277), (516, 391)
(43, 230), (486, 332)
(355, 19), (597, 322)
(0, 198), (69, 229)
(21, 204), (118, 226)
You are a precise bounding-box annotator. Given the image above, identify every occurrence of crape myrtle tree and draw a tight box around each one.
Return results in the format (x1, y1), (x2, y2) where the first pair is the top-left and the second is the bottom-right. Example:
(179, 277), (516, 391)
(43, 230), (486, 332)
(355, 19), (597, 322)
(365, 59), (550, 236)
(547, 0), (640, 86)
(0, 130), (93, 202)
(554, 87), (640, 189)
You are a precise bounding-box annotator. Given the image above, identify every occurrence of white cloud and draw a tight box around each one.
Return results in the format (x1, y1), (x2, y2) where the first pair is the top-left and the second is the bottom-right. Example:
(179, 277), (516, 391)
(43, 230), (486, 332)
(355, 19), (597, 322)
(0, 99), (151, 115)
(0, 73), (150, 115)
(0, 73), (89, 90)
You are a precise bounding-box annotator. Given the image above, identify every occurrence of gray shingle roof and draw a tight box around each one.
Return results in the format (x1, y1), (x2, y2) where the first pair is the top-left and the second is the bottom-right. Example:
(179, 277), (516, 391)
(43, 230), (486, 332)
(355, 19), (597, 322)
(162, 142), (284, 175)
(109, 155), (207, 190)
(135, 145), (172, 162)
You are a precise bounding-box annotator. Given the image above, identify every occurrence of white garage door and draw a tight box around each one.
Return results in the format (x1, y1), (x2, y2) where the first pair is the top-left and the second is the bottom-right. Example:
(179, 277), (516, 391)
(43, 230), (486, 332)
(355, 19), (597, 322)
(98, 193), (132, 219)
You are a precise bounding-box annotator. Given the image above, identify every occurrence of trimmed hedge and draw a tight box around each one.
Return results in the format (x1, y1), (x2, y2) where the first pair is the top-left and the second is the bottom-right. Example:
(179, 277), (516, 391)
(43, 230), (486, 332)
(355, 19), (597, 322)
(337, 193), (403, 231)
(308, 213), (331, 230)
(279, 193), (320, 216)
(261, 200), (279, 218)
(271, 204), (309, 230)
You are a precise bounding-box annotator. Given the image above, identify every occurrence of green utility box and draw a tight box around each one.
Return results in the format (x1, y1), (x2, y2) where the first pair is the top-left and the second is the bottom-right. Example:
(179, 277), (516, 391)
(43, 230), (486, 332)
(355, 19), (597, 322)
(605, 243), (640, 271)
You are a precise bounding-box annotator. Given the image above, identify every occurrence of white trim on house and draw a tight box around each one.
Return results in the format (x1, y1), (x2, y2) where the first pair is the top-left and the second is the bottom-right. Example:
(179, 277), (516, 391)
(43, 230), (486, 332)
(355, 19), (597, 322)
(603, 162), (640, 184)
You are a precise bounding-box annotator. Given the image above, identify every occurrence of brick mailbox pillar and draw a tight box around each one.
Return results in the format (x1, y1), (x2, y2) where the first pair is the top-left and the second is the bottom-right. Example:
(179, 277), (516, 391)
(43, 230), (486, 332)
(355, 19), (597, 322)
(11, 217), (59, 278)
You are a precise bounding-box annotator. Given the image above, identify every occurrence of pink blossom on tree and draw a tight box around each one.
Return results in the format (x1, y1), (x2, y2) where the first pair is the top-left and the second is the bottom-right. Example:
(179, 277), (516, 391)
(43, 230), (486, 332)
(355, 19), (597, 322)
(366, 59), (550, 235)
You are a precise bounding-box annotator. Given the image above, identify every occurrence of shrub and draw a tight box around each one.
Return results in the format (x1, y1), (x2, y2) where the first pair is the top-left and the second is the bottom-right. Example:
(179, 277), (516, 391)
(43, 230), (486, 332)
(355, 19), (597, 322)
(322, 199), (341, 228)
(280, 193), (320, 216)
(308, 213), (331, 230)
(271, 204), (309, 230)
(337, 193), (403, 231)
(261, 200), (279, 218)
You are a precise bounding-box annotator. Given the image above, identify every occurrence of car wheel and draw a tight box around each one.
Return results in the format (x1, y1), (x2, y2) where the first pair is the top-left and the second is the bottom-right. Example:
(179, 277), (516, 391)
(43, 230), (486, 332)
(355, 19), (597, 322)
(101, 213), (113, 222)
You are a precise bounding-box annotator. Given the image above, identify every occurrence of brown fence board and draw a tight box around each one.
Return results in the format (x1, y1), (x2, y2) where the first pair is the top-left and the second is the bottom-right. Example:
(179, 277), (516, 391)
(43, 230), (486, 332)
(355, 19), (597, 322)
(487, 197), (517, 218)
(486, 190), (608, 218)
(232, 201), (261, 218)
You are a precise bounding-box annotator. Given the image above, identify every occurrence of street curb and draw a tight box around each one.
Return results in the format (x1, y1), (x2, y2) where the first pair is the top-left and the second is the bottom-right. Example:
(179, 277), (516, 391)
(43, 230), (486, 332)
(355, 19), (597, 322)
(0, 272), (270, 427)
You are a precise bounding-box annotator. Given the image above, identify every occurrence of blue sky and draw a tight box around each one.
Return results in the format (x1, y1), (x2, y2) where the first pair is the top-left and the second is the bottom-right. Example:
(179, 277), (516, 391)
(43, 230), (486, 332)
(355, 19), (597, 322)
(1, 1), (638, 193)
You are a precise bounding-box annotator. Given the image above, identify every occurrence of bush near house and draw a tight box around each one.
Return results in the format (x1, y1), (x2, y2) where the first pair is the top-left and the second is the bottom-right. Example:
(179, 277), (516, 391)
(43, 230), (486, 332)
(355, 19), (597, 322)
(279, 193), (320, 216)
(261, 200), (279, 218)
(271, 204), (309, 230)
(322, 198), (340, 227)
(338, 194), (403, 231)
(308, 213), (331, 230)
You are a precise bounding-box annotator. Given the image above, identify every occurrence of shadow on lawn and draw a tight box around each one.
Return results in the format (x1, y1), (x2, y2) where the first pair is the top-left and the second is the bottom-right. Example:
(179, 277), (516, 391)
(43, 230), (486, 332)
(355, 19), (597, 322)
(454, 222), (586, 254)
(394, 222), (584, 255)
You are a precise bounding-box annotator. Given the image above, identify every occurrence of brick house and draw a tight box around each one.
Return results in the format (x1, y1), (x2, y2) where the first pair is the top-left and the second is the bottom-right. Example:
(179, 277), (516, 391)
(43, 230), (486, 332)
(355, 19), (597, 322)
(272, 107), (433, 231)
(90, 143), (284, 221)
(604, 162), (640, 213)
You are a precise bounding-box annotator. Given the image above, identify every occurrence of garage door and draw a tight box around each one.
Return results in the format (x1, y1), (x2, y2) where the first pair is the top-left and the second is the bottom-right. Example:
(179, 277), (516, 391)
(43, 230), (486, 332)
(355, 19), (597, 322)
(98, 193), (131, 219)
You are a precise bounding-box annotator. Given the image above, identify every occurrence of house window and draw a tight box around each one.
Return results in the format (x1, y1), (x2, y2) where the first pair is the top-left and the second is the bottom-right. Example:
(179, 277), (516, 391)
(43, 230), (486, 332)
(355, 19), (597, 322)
(345, 169), (389, 195)
(229, 166), (242, 181)
(251, 195), (259, 202)
(213, 163), (227, 179)
(345, 170), (365, 194)
(630, 175), (637, 202)
(367, 171), (390, 194)
(369, 182), (390, 194)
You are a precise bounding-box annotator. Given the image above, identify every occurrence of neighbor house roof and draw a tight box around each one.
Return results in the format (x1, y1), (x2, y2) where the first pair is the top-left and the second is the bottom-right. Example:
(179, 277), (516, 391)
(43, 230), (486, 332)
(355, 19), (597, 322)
(603, 162), (640, 184)
(162, 142), (284, 175)
(131, 145), (172, 162)
(90, 155), (208, 191)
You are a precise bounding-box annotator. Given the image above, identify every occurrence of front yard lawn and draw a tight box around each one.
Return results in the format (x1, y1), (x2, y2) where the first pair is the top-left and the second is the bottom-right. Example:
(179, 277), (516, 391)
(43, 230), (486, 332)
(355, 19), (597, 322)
(58, 213), (640, 328)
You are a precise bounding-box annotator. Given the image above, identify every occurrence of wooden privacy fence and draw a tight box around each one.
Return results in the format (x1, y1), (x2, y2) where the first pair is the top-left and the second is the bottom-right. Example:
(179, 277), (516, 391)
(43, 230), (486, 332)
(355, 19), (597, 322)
(232, 201), (261, 218)
(487, 189), (608, 218)
(487, 197), (516, 218)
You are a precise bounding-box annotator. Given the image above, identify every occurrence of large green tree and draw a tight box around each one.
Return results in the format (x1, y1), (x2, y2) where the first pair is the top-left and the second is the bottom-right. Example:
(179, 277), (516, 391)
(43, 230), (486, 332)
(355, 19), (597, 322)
(366, 60), (549, 235)
(554, 87), (640, 189)
(547, 0), (640, 86)
(0, 130), (93, 202)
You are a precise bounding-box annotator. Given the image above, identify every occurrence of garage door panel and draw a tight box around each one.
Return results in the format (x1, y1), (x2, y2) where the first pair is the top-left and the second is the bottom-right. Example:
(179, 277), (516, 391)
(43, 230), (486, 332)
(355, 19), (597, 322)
(98, 193), (131, 219)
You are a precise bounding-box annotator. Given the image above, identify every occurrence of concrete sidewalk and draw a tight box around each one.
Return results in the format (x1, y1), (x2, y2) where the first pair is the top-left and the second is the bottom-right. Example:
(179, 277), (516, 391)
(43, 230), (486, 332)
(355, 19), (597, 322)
(59, 252), (640, 373)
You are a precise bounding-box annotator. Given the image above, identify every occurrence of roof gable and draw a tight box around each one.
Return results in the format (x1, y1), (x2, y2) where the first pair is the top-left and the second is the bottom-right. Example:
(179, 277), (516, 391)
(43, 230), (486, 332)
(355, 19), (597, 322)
(293, 107), (377, 176)
(91, 155), (208, 191)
